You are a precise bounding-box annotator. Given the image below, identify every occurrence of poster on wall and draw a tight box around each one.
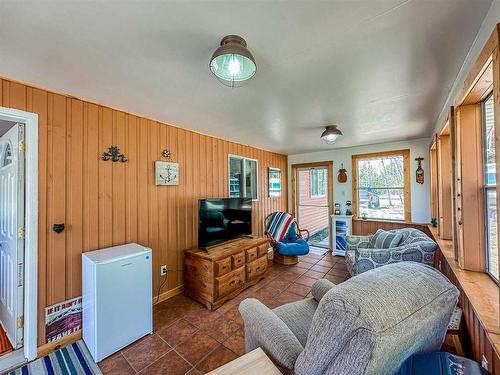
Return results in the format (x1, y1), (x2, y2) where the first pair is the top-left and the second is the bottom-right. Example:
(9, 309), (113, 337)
(45, 296), (82, 343)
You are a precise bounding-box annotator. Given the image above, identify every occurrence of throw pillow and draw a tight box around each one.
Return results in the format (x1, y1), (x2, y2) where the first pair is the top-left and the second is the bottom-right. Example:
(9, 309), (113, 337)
(368, 229), (403, 249)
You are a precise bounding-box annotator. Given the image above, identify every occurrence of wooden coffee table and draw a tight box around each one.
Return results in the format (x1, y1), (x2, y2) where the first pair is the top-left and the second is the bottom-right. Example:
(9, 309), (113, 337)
(207, 348), (280, 375)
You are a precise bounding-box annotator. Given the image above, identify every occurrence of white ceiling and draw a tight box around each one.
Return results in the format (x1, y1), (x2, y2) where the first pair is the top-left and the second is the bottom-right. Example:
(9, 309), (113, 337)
(0, 0), (492, 154)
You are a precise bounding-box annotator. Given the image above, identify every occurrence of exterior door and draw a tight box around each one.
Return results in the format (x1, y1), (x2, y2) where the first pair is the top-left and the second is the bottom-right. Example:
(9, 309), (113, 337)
(0, 123), (25, 349)
(296, 166), (330, 248)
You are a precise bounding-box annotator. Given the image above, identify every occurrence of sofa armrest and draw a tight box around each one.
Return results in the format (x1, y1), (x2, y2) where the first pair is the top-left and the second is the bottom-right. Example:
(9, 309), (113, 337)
(239, 298), (304, 370)
(311, 279), (335, 302)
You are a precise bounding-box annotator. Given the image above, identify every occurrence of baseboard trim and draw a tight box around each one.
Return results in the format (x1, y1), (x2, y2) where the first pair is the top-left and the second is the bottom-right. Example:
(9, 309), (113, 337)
(154, 285), (184, 305)
(37, 331), (82, 358)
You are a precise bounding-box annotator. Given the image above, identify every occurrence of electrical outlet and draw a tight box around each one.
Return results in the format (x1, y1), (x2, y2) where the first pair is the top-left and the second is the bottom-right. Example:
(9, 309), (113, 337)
(481, 355), (489, 370)
(160, 265), (168, 276)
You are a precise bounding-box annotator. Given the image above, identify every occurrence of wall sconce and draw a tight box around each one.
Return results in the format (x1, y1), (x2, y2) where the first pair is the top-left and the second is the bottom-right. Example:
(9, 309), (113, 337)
(101, 146), (127, 162)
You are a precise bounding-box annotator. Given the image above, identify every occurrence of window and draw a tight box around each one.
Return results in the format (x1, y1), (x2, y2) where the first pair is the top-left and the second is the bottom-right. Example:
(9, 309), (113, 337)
(228, 155), (258, 200)
(352, 150), (410, 222)
(482, 94), (498, 280)
(310, 168), (327, 198)
(0, 142), (12, 167)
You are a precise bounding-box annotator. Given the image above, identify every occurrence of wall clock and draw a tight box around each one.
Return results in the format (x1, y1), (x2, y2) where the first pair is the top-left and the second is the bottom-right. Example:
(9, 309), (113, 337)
(155, 161), (179, 186)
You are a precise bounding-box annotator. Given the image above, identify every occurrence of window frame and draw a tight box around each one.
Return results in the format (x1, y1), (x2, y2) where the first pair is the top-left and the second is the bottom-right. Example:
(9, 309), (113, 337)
(481, 92), (498, 281)
(352, 149), (411, 222)
(228, 154), (259, 201)
(310, 168), (327, 198)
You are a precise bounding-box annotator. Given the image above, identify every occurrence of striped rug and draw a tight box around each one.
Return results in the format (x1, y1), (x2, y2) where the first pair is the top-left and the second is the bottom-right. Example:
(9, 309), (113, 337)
(8, 340), (102, 375)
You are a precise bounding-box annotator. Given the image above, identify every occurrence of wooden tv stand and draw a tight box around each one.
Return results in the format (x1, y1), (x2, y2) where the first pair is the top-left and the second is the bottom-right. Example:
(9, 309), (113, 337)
(184, 237), (269, 310)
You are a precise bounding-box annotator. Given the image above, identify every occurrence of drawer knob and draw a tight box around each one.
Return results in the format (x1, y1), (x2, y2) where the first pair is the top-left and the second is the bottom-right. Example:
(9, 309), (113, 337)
(230, 280), (237, 287)
(256, 266), (263, 272)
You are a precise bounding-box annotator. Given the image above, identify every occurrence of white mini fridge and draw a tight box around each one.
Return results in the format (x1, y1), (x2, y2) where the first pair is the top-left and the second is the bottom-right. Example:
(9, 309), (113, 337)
(82, 243), (153, 362)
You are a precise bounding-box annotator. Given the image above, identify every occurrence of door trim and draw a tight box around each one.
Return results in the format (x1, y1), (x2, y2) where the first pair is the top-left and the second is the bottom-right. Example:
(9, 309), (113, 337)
(0, 107), (38, 367)
(291, 161), (334, 250)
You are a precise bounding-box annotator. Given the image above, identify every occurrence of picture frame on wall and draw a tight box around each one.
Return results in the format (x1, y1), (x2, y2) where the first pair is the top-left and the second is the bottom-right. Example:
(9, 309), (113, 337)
(268, 167), (281, 197)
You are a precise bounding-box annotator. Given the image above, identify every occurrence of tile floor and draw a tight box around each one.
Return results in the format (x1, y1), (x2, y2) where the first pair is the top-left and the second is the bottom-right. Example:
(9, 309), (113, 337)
(98, 252), (349, 375)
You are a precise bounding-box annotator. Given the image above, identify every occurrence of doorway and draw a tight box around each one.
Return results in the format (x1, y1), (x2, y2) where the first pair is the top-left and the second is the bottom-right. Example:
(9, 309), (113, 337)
(291, 162), (334, 252)
(0, 121), (25, 358)
(0, 107), (38, 373)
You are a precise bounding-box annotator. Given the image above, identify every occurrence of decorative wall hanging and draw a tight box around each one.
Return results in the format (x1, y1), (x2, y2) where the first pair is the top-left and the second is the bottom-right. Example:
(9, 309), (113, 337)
(45, 296), (82, 343)
(155, 161), (179, 186)
(268, 167), (281, 197)
(415, 157), (424, 184)
(101, 146), (127, 162)
(161, 149), (171, 158)
(337, 163), (347, 183)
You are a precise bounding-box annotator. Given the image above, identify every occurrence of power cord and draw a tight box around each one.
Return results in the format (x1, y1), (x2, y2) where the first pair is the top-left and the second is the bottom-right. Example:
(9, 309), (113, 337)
(155, 268), (184, 303)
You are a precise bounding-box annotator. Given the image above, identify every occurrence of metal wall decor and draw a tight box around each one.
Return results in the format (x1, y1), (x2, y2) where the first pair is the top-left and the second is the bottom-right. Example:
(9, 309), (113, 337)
(415, 157), (424, 184)
(337, 163), (347, 183)
(101, 146), (127, 162)
(161, 149), (171, 158)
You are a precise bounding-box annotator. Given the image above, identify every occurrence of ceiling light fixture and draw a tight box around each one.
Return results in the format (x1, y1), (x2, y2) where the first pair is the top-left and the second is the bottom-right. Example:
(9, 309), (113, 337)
(321, 125), (343, 144)
(209, 35), (257, 88)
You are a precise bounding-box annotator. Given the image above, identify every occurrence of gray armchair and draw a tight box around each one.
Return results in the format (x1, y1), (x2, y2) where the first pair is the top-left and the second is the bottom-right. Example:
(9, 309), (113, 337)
(239, 262), (458, 375)
(345, 228), (437, 276)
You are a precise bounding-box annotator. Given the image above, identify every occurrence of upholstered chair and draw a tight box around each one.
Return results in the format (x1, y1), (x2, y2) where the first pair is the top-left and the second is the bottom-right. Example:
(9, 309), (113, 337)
(239, 262), (458, 375)
(345, 228), (437, 276)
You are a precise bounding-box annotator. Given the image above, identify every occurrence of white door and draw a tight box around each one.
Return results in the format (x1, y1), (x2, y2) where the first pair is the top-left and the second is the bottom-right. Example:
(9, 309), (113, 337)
(0, 123), (25, 350)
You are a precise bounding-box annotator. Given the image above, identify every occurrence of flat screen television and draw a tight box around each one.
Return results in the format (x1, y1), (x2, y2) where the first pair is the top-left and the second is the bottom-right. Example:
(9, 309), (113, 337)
(198, 198), (252, 249)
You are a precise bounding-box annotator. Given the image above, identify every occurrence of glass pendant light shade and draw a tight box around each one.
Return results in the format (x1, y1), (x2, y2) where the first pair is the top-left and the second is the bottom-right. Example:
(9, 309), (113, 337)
(321, 125), (343, 144)
(210, 35), (257, 87)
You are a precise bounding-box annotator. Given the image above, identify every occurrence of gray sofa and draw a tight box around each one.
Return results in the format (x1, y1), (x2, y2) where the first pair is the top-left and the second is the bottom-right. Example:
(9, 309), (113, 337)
(345, 228), (437, 276)
(239, 262), (458, 375)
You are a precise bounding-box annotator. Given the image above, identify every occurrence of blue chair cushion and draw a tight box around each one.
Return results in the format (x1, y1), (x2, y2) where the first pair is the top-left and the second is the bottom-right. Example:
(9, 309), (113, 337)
(275, 238), (309, 256)
(283, 222), (298, 242)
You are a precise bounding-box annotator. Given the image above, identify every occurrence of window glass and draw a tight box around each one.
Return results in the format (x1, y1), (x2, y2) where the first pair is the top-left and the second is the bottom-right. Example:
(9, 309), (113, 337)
(483, 94), (498, 280)
(228, 155), (258, 200)
(356, 155), (405, 221)
(1, 143), (12, 167)
(245, 159), (258, 200)
(229, 157), (243, 198)
(310, 169), (326, 197)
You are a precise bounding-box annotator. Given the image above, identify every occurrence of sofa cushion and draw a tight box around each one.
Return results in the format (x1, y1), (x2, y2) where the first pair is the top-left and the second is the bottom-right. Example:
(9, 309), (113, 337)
(368, 229), (403, 249)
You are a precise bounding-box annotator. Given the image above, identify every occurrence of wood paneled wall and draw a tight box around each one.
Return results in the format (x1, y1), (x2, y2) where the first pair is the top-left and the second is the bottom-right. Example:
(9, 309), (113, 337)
(432, 234), (500, 374)
(351, 219), (432, 237)
(0, 78), (288, 346)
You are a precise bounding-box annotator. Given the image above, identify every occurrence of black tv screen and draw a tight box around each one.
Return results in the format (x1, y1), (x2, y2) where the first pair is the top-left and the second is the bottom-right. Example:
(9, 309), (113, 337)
(198, 198), (252, 249)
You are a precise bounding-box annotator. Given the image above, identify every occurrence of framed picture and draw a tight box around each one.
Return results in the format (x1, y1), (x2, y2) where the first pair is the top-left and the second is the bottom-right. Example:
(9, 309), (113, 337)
(155, 161), (179, 185)
(268, 167), (281, 197)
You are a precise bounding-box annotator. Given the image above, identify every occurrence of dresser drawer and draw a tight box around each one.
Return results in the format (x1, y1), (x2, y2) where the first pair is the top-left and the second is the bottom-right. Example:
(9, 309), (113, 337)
(216, 267), (245, 298)
(257, 244), (268, 258)
(232, 252), (245, 269)
(246, 256), (268, 282)
(215, 257), (231, 276)
(246, 248), (258, 263)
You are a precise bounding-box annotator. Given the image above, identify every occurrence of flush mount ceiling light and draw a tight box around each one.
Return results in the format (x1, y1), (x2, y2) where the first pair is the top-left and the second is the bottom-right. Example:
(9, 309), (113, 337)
(321, 125), (343, 144)
(209, 35), (257, 88)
